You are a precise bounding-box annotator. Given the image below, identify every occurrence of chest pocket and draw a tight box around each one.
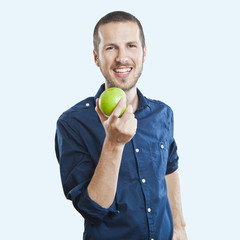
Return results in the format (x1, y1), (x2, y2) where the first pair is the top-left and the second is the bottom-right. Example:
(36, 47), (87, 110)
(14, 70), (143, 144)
(150, 140), (169, 179)
(118, 142), (139, 184)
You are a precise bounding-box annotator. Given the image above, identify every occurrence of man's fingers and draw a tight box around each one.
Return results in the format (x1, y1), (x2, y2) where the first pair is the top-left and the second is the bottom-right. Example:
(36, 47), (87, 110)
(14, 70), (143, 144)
(110, 97), (126, 119)
(120, 104), (134, 120)
(123, 104), (133, 114)
(95, 98), (108, 123)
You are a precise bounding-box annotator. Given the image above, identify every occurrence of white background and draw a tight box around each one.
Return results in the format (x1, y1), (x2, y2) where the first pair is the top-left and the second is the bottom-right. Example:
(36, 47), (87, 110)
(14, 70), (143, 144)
(1, 0), (239, 239)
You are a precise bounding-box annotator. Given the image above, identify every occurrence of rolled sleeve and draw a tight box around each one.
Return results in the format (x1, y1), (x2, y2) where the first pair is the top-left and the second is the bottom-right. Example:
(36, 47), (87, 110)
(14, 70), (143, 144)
(166, 108), (179, 175)
(55, 118), (118, 224)
(69, 187), (118, 224)
(166, 138), (179, 175)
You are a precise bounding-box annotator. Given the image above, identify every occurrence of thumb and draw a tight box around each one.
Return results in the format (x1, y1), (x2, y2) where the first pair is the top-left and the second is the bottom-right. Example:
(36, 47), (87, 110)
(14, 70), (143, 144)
(95, 98), (108, 123)
(110, 97), (126, 119)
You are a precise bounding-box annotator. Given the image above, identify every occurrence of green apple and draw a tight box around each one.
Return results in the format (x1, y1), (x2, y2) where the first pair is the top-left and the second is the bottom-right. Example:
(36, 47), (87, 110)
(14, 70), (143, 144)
(99, 87), (127, 116)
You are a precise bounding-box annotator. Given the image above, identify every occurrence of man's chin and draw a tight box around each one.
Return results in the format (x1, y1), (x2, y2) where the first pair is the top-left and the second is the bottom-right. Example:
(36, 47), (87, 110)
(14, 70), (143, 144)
(106, 79), (138, 91)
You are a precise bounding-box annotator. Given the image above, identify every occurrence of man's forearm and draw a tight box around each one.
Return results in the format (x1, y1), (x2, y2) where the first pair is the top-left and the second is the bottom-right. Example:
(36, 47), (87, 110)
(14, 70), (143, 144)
(87, 138), (124, 209)
(165, 171), (186, 229)
(88, 98), (137, 209)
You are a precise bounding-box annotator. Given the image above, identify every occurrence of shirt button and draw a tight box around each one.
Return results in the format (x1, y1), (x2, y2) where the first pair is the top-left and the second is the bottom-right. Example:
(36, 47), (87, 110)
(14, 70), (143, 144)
(142, 178), (146, 183)
(160, 144), (164, 149)
(86, 103), (90, 107)
(147, 208), (151, 212)
(135, 148), (139, 153)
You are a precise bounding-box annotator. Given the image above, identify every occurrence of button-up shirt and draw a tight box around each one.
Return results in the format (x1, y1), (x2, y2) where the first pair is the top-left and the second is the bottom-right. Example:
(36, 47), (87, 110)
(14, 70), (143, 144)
(55, 84), (179, 240)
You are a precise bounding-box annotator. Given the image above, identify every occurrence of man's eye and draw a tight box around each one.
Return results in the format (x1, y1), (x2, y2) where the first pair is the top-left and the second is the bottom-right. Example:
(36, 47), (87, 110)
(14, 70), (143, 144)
(106, 46), (115, 50)
(129, 44), (136, 48)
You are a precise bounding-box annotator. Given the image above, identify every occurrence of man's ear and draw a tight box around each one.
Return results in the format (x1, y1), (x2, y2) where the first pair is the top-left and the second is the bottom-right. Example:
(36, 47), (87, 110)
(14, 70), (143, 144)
(93, 50), (100, 67)
(143, 45), (147, 63)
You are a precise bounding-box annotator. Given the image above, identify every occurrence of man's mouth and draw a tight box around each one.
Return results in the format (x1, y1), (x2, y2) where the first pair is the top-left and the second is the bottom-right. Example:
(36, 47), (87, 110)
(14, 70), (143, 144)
(113, 67), (133, 73)
(113, 67), (133, 78)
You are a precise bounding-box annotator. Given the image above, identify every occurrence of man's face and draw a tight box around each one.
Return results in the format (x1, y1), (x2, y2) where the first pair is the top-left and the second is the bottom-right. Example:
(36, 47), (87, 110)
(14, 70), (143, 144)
(94, 21), (146, 91)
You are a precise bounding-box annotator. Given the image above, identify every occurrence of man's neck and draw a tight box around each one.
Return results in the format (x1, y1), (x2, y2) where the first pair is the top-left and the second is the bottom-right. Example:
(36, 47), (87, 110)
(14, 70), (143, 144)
(125, 87), (139, 113)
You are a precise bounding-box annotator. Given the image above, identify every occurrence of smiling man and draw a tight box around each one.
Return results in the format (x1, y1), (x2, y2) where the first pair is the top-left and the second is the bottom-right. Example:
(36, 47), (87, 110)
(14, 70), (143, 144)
(94, 20), (145, 92)
(55, 11), (187, 240)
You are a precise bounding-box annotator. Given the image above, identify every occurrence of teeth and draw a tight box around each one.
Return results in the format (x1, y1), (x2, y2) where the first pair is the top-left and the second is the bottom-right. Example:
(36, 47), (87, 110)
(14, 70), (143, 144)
(114, 68), (132, 73)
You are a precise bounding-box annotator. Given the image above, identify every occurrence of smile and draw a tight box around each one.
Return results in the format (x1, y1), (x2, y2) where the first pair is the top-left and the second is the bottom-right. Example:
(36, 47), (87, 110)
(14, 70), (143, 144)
(113, 67), (133, 73)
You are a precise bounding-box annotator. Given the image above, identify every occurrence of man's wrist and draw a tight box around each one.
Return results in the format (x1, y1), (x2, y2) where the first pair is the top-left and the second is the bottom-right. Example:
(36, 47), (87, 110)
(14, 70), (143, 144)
(104, 137), (126, 150)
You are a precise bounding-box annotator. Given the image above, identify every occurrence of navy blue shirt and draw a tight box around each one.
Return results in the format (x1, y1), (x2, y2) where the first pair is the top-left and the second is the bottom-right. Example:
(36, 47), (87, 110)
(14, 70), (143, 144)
(55, 84), (179, 240)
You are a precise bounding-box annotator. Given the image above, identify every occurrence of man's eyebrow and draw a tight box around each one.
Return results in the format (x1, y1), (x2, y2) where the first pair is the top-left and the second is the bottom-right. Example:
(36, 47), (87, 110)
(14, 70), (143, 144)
(103, 43), (116, 48)
(103, 41), (139, 48)
(127, 41), (139, 45)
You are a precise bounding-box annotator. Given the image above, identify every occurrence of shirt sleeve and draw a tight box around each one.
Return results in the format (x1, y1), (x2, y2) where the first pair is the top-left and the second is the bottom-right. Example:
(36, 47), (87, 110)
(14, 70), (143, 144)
(166, 108), (179, 175)
(166, 138), (179, 174)
(55, 118), (118, 224)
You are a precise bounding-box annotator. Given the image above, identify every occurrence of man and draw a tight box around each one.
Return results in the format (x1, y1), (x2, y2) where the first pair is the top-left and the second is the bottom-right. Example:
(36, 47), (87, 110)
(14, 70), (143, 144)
(55, 11), (187, 240)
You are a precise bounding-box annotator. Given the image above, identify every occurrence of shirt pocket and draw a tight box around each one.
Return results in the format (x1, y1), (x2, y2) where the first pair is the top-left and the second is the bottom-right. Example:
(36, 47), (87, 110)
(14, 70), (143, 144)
(118, 143), (138, 184)
(150, 140), (169, 179)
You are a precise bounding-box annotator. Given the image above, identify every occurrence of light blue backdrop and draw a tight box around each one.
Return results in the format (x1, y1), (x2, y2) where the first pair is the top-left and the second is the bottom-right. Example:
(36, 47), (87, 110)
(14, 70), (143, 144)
(1, 0), (239, 239)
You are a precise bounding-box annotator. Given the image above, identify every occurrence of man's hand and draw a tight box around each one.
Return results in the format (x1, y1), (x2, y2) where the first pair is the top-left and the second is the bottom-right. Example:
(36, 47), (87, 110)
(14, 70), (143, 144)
(173, 227), (188, 240)
(95, 97), (137, 145)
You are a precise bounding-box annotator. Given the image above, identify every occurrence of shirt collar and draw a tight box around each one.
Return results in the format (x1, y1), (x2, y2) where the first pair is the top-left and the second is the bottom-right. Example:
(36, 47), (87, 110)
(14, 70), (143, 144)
(94, 83), (106, 102)
(94, 83), (150, 111)
(136, 88), (150, 111)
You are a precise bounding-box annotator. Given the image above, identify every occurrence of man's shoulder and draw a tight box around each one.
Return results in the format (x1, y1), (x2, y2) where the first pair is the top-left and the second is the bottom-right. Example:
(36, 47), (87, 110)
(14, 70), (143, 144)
(145, 96), (173, 113)
(58, 96), (95, 123)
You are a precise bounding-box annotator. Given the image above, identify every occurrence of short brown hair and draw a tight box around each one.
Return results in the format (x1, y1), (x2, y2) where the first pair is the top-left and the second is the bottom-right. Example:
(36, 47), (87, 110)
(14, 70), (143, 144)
(93, 11), (145, 53)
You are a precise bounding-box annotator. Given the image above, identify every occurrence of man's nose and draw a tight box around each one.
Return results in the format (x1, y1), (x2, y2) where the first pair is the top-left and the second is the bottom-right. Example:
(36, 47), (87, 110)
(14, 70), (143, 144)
(116, 49), (129, 64)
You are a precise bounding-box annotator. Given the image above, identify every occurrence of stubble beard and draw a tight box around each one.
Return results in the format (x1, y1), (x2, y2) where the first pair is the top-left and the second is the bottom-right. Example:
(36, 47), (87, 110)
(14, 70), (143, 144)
(100, 62), (144, 91)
